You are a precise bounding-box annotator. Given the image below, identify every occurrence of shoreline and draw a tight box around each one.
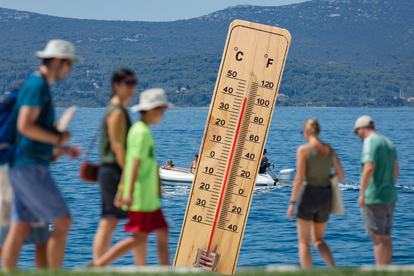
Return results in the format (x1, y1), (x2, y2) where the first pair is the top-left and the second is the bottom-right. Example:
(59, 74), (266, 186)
(54, 106), (414, 109)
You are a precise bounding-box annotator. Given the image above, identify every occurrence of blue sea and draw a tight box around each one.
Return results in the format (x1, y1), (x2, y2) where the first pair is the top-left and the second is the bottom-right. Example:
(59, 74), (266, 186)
(15, 107), (414, 268)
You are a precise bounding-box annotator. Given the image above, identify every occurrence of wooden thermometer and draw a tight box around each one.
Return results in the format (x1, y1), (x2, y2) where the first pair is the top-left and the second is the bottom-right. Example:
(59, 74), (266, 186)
(173, 20), (291, 275)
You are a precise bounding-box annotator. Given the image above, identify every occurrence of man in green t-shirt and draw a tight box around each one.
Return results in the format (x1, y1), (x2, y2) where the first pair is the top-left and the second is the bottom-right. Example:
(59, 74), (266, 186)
(93, 88), (173, 267)
(353, 115), (399, 266)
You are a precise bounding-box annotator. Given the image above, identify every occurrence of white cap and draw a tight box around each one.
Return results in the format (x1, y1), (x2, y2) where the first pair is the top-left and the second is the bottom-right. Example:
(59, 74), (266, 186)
(352, 115), (374, 133)
(130, 88), (173, 112)
(36, 39), (82, 62)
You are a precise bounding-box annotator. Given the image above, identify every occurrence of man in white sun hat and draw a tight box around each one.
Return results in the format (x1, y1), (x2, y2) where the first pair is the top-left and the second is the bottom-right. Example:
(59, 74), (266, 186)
(93, 88), (173, 267)
(2, 40), (82, 269)
(353, 115), (398, 266)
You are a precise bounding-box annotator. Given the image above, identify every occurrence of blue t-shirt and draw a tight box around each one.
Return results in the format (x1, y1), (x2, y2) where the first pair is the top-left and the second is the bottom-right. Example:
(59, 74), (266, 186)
(11, 73), (55, 168)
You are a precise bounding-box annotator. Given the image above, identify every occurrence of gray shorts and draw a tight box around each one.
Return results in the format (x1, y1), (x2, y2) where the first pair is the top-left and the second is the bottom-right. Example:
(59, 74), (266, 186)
(8, 164), (70, 223)
(361, 202), (395, 236)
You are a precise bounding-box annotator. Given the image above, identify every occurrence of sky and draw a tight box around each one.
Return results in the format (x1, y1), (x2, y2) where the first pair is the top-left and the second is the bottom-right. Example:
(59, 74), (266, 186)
(0, 0), (307, 22)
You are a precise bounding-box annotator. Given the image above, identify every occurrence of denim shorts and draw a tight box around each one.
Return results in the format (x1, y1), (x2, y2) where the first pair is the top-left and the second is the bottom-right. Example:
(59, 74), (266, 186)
(0, 224), (50, 248)
(8, 164), (70, 223)
(361, 203), (395, 235)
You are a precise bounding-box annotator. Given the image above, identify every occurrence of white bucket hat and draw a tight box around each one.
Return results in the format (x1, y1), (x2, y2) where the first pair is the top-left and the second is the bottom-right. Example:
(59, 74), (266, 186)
(131, 88), (173, 112)
(352, 115), (374, 133)
(35, 39), (82, 62)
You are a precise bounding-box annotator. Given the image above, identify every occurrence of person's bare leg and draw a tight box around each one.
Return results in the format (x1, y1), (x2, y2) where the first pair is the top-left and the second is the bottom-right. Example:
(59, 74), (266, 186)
(386, 237), (393, 264)
(93, 218), (119, 261)
(296, 218), (312, 268)
(155, 227), (169, 266)
(132, 232), (148, 266)
(2, 222), (31, 269)
(371, 235), (392, 266)
(312, 221), (335, 267)
(47, 215), (71, 269)
(95, 232), (147, 267)
(35, 242), (48, 268)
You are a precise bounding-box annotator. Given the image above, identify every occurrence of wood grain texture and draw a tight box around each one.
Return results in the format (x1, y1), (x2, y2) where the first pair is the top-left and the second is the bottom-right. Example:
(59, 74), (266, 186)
(174, 20), (291, 275)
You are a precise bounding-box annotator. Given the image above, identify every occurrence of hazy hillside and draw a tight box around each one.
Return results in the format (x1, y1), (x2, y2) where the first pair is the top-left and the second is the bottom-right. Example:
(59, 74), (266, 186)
(1, 0), (413, 108)
(0, 0), (413, 69)
(1, 52), (412, 108)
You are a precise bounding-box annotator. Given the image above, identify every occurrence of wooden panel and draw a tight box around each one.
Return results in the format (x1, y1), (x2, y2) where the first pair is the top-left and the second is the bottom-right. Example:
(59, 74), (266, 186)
(174, 20), (291, 275)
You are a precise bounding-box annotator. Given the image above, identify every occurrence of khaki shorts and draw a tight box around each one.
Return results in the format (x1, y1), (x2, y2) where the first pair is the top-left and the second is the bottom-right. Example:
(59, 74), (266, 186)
(361, 203), (395, 236)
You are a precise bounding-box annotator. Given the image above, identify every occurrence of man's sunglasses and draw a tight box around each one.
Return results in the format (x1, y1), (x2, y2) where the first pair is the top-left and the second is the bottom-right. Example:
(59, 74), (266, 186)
(119, 79), (138, 86)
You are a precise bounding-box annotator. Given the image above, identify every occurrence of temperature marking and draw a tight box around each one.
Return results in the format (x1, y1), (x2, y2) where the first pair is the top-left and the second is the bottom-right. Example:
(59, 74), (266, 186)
(207, 72), (255, 246)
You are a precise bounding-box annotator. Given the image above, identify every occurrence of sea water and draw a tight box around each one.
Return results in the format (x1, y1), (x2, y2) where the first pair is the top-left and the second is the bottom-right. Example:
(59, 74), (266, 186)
(15, 108), (414, 268)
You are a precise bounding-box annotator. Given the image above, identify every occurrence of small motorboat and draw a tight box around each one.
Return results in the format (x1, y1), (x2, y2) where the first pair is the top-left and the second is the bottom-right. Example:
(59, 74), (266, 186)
(277, 168), (296, 184)
(159, 167), (194, 186)
(159, 167), (279, 187)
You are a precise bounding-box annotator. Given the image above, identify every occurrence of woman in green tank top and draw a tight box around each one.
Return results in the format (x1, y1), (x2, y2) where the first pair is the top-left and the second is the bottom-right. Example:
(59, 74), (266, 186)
(287, 118), (345, 268)
(93, 69), (137, 262)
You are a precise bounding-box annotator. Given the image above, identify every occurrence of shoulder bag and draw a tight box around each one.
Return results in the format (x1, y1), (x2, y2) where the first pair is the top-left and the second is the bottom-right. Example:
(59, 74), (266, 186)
(79, 122), (101, 183)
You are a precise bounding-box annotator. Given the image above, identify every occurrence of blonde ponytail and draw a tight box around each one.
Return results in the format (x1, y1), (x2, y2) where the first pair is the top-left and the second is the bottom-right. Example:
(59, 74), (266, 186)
(303, 118), (321, 136)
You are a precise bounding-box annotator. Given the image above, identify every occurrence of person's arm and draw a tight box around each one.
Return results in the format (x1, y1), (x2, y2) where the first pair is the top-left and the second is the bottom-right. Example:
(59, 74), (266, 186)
(158, 167), (162, 198)
(124, 159), (140, 209)
(52, 145), (82, 161)
(333, 150), (345, 181)
(358, 162), (376, 208)
(264, 156), (269, 167)
(394, 159), (399, 183)
(287, 145), (308, 220)
(17, 106), (70, 145)
(114, 170), (125, 208)
(189, 161), (193, 172)
(107, 109), (127, 169)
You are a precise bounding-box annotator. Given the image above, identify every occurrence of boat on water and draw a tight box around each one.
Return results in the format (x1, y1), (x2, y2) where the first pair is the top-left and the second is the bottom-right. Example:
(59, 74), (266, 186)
(159, 167), (295, 187)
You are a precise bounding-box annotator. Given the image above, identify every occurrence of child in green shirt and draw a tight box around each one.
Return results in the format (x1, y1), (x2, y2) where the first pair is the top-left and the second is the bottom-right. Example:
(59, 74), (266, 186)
(93, 88), (172, 267)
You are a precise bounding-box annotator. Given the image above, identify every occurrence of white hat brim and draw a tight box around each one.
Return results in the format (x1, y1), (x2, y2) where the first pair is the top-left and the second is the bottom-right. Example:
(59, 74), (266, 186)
(35, 51), (83, 62)
(130, 102), (174, 112)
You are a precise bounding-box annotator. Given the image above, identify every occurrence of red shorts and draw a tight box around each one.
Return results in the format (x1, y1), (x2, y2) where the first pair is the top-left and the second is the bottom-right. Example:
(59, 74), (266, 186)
(124, 209), (168, 233)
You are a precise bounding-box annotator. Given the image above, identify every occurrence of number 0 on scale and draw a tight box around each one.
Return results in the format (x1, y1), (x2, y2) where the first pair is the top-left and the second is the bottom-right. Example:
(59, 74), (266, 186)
(174, 20), (291, 275)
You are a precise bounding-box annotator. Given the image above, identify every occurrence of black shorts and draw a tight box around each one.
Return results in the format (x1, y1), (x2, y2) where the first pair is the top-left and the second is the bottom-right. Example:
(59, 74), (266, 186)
(296, 185), (332, 223)
(97, 165), (128, 219)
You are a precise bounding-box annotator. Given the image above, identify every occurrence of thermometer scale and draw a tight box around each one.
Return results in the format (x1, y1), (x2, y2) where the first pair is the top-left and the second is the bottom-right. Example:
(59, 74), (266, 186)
(173, 20), (291, 275)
